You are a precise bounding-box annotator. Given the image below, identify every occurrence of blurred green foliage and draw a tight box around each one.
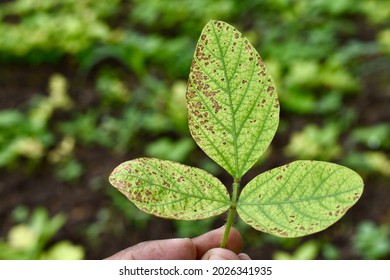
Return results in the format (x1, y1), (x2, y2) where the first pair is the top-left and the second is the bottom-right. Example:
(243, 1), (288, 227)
(0, 74), (73, 170)
(273, 240), (320, 260)
(284, 123), (342, 160)
(0, 206), (84, 260)
(0, 0), (120, 61)
(352, 221), (390, 260)
(0, 0), (389, 259)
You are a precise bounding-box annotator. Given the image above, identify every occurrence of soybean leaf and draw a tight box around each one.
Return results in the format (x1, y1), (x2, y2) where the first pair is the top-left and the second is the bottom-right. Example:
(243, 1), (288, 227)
(186, 20), (279, 178)
(237, 160), (364, 237)
(109, 158), (230, 220)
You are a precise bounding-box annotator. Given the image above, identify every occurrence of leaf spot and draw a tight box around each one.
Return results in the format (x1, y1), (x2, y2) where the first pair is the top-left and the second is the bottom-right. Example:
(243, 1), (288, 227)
(210, 97), (222, 113)
(162, 180), (171, 188)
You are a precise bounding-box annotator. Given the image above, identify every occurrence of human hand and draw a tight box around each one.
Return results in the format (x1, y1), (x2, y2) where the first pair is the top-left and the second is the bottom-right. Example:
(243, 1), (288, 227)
(105, 226), (251, 260)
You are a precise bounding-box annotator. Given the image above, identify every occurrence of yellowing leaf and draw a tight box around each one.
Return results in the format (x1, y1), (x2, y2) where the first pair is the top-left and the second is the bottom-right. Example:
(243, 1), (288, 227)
(237, 160), (364, 237)
(109, 158), (230, 220)
(186, 20), (279, 178)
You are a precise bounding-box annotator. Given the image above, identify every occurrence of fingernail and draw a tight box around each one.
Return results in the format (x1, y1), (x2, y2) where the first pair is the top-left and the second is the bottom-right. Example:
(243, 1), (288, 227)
(238, 253), (251, 260)
(207, 253), (228, 260)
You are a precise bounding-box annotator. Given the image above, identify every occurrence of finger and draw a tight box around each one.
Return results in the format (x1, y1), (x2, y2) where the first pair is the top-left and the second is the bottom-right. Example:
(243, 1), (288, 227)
(238, 253), (251, 260)
(191, 226), (243, 258)
(105, 238), (197, 260)
(201, 248), (242, 260)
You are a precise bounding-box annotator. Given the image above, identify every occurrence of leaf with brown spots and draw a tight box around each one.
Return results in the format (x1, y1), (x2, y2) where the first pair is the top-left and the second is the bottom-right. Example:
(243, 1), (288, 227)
(109, 158), (230, 220)
(108, 21), (364, 246)
(237, 160), (364, 237)
(186, 20), (279, 178)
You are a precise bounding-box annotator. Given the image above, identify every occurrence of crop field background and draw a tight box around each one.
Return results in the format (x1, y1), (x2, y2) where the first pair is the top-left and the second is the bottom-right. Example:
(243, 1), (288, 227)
(0, 0), (389, 259)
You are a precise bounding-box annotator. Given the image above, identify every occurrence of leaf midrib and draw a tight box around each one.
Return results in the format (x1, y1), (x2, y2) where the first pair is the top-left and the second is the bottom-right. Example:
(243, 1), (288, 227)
(211, 21), (240, 178)
(238, 186), (359, 206)
(117, 161), (229, 204)
(122, 173), (228, 204)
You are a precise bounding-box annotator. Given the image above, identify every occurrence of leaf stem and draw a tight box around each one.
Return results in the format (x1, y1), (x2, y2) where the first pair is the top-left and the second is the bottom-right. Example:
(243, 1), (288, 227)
(220, 177), (240, 248)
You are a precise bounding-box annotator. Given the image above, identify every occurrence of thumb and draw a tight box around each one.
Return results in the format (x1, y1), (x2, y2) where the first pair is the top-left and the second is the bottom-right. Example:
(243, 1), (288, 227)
(201, 248), (249, 260)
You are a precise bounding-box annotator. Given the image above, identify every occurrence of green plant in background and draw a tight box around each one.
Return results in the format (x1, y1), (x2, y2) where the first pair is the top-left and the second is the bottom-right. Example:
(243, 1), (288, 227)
(344, 124), (390, 178)
(273, 240), (320, 260)
(109, 20), (364, 248)
(352, 221), (390, 260)
(145, 137), (195, 163)
(0, 74), (72, 169)
(284, 123), (341, 161)
(96, 69), (132, 108)
(0, 206), (84, 260)
(0, 0), (120, 61)
(0, 73), (83, 181)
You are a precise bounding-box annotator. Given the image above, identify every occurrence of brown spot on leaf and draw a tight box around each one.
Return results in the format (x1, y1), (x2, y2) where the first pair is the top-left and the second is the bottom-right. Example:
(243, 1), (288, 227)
(204, 90), (217, 97)
(210, 97), (222, 113)
(206, 125), (215, 134)
(187, 89), (197, 99)
(135, 192), (142, 202)
(194, 101), (203, 109)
